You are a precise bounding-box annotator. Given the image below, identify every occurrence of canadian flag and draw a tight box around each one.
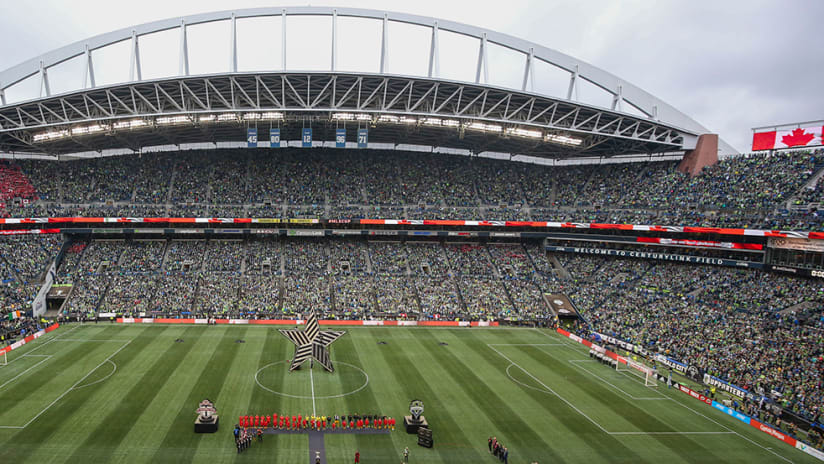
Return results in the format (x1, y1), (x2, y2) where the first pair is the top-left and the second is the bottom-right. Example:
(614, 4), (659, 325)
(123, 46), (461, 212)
(752, 126), (824, 151)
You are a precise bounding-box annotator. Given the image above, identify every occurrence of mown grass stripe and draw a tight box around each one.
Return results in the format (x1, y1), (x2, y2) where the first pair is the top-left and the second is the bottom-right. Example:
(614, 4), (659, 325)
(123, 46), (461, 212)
(459, 328), (650, 463)
(414, 328), (565, 464)
(232, 327), (295, 462)
(187, 325), (270, 462)
(516, 344), (724, 464)
(372, 328), (484, 463)
(146, 326), (249, 464)
(64, 326), (202, 463)
(335, 330), (401, 463)
(0, 325), (162, 463)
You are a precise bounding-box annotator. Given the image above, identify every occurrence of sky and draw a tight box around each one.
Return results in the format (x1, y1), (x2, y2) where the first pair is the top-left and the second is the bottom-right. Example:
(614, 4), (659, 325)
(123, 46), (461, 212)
(0, 0), (821, 153)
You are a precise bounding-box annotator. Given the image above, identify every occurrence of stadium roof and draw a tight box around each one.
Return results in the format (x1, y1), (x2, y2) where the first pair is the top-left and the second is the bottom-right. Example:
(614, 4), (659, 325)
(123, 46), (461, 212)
(0, 6), (732, 159)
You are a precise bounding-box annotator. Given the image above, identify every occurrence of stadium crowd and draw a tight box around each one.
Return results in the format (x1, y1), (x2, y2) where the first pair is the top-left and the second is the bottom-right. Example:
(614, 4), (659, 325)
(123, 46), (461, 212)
(561, 256), (824, 439)
(1, 148), (823, 230)
(1, 145), (823, 449)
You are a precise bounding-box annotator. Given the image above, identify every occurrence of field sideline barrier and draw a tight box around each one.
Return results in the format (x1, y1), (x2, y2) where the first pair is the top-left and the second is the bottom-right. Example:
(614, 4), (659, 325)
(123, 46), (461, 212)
(556, 328), (824, 462)
(116, 318), (498, 327)
(0, 323), (60, 355)
(0, 216), (822, 240)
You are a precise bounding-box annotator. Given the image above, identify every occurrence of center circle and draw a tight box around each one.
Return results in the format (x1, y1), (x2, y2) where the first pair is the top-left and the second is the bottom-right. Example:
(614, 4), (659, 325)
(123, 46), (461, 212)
(254, 361), (369, 399)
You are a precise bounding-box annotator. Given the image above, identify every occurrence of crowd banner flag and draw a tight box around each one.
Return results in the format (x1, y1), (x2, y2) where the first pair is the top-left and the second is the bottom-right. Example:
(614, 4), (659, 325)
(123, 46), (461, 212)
(357, 128), (368, 148)
(247, 127), (258, 148)
(752, 124), (823, 151)
(269, 128), (281, 148)
(302, 128), (313, 148)
(335, 128), (346, 148)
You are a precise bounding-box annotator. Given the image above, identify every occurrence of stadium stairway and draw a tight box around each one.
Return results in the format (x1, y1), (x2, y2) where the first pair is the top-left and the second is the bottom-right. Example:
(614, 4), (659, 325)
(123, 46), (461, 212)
(786, 162), (824, 209)
(546, 254), (571, 280)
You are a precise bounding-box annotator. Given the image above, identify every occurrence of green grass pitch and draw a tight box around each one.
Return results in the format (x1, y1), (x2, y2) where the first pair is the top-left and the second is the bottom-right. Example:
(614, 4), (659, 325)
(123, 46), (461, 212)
(0, 323), (817, 463)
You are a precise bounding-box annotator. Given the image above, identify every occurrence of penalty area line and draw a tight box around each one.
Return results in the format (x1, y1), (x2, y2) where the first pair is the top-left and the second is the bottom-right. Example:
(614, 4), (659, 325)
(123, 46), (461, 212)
(0, 356), (52, 392)
(487, 343), (609, 434)
(530, 329), (797, 463)
(568, 360), (666, 401)
(0, 339), (132, 430)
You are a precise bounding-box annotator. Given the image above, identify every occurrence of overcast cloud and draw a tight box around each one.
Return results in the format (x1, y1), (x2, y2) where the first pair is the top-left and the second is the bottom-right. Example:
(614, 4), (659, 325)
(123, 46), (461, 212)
(0, 0), (821, 153)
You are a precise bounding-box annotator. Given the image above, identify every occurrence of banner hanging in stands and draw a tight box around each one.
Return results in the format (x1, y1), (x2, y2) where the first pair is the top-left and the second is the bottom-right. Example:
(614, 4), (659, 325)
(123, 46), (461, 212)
(302, 128), (313, 148)
(752, 124), (823, 151)
(247, 128), (257, 148)
(269, 128), (280, 148)
(336, 128), (346, 148)
(357, 128), (368, 148)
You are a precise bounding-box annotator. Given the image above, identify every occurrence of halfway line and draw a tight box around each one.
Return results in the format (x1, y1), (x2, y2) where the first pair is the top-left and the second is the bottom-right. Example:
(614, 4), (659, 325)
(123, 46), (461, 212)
(310, 365), (317, 417)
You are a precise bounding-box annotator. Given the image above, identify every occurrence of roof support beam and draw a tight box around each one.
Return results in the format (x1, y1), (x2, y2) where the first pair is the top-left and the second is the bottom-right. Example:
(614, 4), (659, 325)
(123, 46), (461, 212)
(475, 33), (489, 85)
(178, 20), (189, 76)
(129, 31), (142, 82)
(566, 65), (579, 101)
(428, 21), (440, 78)
(230, 14), (238, 73)
(522, 48), (535, 92)
(281, 9), (287, 71)
(331, 10), (337, 72)
(39, 61), (50, 98)
(379, 14), (389, 74)
(83, 45), (95, 89)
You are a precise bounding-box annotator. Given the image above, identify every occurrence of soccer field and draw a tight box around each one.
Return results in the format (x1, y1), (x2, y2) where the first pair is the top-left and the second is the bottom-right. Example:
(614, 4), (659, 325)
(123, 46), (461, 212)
(0, 324), (816, 464)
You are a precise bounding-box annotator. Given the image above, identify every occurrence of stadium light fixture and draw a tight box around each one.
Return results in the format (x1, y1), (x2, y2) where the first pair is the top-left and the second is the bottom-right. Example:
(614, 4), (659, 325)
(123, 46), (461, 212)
(378, 115), (399, 124)
(505, 127), (543, 139)
(465, 122), (503, 133)
(199, 115), (216, 122)
(112, 119), (147, 130)
(157, 116), (191, 125)
(71, 124), (104, 136)
(33, 130), (69, 142)
(216, 114), (237, 122)
(422, 117), (442, 126)
(546, 134), (583, 146)
(332, 113), (355, 120)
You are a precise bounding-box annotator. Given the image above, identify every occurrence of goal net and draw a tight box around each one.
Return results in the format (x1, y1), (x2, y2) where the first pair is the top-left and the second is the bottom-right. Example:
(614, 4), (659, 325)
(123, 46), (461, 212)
(0, 350), (6, 366)
(616, 358), (658, 387)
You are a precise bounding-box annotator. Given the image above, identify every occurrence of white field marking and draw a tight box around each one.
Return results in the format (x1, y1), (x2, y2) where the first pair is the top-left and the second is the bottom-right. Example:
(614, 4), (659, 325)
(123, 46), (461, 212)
(254, 361), (370, 400)
(0, 354), (50, 369)
(501, 361), (730, 436)
(0, 325), (81, 366)
(608, 431), (734, 435)
(488, 343), (566, 346)
(531, 329), (797, 463)
(487, 344), (609, 434)
(309, 364), (317, 417)
(50, 339), (132, 342)
(0, 339), (132, 430)
(568, 360), (666, 401)
(72, 360), (117, 390)
(664, 393), (795, 464)
(0, 356), (52, 391)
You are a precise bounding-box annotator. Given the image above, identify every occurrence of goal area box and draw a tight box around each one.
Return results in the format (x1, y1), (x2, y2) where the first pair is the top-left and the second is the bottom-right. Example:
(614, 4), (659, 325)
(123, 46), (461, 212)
(616, 358), (659, 387)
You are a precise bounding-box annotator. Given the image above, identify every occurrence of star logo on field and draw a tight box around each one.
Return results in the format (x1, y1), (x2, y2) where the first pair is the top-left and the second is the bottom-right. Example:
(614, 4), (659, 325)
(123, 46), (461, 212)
(279, 312), (345, 373)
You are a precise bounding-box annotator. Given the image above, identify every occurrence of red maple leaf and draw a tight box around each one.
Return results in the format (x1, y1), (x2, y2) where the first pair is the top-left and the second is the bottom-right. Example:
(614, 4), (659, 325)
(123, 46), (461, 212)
(781, 128), (815, 147)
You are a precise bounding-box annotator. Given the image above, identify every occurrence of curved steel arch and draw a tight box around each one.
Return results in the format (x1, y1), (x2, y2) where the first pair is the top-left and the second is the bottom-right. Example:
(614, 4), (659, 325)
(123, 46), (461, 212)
(0, 6), (721, 148)
(0, 72), (687, 158)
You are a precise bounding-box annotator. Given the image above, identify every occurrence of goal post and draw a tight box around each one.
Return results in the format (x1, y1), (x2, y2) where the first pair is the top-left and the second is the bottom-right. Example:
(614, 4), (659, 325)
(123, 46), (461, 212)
(0, 350), (6, 366)
(616, 357), (658, 387)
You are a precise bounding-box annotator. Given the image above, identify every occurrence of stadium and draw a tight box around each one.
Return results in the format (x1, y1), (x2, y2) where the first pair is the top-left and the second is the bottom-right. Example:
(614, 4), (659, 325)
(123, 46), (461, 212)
(0, 4), (823, 463)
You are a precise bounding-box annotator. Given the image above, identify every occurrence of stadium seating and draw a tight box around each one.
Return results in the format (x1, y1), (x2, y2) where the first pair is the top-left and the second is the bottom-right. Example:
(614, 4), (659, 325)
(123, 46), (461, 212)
(2, 148), (823, 229)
